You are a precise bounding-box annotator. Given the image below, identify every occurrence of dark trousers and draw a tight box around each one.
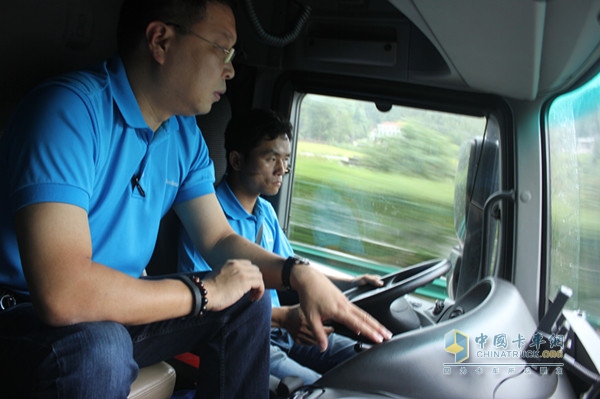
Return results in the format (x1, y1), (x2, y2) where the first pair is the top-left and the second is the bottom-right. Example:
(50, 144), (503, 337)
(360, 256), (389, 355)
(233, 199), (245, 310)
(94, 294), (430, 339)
(0, 292), (271, 399)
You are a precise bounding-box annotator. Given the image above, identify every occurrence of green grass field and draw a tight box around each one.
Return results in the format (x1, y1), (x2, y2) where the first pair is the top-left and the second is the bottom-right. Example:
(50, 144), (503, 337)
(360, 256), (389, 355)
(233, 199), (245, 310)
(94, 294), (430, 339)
(289, 141), (458, 268)
(295, 141), (455, 204)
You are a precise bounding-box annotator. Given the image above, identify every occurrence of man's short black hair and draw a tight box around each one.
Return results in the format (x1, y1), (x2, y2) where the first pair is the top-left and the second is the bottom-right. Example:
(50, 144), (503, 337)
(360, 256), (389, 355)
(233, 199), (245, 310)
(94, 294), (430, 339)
(225, 108), (293, 170)
(117, 0), (233, 56)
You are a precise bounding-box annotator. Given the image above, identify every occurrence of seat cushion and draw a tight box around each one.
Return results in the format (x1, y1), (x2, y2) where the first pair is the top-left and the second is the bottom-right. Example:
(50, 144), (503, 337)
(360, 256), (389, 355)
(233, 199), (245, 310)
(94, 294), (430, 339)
(128, 361), (176, 399)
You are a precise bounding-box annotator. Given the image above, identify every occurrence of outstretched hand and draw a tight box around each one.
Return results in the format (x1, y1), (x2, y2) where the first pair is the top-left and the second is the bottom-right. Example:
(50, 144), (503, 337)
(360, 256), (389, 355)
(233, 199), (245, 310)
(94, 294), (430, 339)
(291, 265), (392, 352)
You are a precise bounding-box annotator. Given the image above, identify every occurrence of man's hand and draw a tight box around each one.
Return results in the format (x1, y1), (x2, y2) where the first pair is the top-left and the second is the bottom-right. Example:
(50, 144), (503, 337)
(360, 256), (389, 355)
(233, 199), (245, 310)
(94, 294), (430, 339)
(202, 259), (265, 311)
(328, 272), (383, 296)
(352, 274), (383, 287)
(290, 265), (392, 352)
(276, 305), (334, 346)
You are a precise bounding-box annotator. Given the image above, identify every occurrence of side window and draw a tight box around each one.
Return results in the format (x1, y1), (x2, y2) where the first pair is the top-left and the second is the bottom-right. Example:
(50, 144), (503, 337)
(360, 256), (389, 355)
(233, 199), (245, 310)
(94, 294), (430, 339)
(288, 94), (487, 290)
(547, 72), (600, 331)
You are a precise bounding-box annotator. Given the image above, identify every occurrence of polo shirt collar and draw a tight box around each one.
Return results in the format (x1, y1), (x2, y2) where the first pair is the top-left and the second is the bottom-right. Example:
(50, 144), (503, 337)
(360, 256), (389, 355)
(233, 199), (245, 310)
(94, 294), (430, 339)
(217, 180), (265, 222)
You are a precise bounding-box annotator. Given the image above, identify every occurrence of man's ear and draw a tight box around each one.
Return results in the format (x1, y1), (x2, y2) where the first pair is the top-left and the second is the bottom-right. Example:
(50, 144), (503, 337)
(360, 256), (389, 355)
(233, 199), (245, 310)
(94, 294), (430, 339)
(146, 21), (173, 64)
(229, 151), (243, 172)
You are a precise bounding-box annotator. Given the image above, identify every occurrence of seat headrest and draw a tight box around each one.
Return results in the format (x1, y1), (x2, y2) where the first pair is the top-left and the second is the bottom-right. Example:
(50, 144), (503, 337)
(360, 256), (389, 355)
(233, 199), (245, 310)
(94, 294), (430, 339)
(197, 95), (232, 185)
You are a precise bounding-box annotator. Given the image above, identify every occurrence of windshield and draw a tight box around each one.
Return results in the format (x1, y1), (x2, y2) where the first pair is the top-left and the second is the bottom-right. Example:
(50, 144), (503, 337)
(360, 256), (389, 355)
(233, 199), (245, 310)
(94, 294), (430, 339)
(547, 70), (600, 332)
(288, 94), (486, 298)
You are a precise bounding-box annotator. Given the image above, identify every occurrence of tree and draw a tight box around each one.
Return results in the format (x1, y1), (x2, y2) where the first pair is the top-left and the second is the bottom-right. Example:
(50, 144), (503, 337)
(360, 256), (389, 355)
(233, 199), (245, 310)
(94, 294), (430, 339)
(359, 120), (457, 180)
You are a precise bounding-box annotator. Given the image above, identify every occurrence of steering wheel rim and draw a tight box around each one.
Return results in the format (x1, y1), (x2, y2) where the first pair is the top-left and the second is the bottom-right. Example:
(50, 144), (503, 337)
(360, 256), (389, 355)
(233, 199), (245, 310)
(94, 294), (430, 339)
(332, 258), (451, 339)
(345, 258), (451, 305)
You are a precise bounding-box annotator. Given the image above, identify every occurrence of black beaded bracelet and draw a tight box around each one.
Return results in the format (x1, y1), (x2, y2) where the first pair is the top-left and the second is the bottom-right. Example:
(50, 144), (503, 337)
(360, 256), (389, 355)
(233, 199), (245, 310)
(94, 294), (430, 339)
(191, 275), (208, 317)
(176, 275), (208, 317)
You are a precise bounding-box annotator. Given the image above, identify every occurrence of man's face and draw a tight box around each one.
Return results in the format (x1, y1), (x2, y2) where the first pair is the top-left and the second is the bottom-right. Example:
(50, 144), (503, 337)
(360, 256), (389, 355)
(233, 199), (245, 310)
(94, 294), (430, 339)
(163, 2), (237, 116)
(239, 135), (292, 197)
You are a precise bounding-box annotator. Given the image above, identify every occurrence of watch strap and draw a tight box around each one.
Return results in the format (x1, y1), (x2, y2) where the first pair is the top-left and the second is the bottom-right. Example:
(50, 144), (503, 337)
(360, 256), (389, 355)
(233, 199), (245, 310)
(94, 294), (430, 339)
(281, 256), (309, 290)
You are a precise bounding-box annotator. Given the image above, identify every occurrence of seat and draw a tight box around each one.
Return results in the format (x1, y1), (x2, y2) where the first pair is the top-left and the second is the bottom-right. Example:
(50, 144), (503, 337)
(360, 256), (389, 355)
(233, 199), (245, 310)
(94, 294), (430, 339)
(129, 362), (176, 399)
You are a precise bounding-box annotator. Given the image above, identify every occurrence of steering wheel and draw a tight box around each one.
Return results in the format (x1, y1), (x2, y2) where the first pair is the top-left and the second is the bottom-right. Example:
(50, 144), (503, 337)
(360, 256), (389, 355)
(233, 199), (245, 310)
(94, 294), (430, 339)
(333, 258), (451, 339)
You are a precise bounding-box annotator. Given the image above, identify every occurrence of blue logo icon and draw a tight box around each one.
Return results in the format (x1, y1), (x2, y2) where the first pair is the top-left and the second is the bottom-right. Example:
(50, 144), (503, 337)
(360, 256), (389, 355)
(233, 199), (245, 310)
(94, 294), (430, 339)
(445, 329), (469, 363)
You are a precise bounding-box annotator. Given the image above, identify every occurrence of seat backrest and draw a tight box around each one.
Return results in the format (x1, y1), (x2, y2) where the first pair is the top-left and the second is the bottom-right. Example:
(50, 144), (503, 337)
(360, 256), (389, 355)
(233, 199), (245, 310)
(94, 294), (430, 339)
(145, 96), (232, 276)
(198, 95), (231, 185)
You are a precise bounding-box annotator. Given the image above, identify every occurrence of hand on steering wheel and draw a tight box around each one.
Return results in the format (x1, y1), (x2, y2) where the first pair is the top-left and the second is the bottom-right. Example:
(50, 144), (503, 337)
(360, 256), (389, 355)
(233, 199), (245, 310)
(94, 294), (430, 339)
(331, 258), (451, 340)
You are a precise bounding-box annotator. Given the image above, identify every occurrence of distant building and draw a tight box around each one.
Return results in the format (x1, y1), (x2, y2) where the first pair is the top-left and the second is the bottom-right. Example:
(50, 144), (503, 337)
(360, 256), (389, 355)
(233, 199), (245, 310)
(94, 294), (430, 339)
(369, 121), (402, 141)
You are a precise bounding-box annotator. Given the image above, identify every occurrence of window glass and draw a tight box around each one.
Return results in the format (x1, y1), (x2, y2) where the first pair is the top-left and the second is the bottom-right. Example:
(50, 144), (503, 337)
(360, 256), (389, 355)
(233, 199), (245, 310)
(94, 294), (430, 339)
(548, 71), (600, 330)
(288, 94), (487, 289)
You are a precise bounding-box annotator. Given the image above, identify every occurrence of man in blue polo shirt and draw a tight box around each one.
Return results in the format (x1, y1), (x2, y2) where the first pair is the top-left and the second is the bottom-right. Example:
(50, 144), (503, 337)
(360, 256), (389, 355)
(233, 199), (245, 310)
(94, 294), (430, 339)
(179, 108), (384, 385)
(0, 0), (392, 397)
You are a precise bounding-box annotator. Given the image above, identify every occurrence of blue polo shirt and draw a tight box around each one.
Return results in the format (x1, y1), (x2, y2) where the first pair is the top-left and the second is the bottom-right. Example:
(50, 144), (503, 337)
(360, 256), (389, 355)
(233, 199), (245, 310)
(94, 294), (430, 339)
(0, 57), (215, 294)
(178, 179), (294, 308)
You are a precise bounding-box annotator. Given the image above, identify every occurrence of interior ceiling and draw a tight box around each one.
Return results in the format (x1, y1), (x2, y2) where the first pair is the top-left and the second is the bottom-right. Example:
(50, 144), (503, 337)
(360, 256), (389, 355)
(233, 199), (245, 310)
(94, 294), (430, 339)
(389, 0), (600, 101)
(2, 0), (600, 118)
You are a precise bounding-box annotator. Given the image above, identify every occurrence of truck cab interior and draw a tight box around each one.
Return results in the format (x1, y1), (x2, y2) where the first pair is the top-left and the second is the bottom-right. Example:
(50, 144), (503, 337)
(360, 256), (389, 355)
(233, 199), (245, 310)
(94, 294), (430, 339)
(2, 1), (600, 398)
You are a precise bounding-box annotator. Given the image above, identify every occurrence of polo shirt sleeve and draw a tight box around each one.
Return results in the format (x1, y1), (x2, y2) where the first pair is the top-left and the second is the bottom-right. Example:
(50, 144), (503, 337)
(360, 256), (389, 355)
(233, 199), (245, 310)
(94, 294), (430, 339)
(7, 83), (97, 212)
(173, 124), (216, 205)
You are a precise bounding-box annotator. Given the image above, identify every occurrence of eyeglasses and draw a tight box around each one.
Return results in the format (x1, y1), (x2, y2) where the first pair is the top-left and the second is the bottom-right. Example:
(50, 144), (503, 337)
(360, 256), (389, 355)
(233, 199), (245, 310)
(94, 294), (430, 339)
(165, 22), (236, 64)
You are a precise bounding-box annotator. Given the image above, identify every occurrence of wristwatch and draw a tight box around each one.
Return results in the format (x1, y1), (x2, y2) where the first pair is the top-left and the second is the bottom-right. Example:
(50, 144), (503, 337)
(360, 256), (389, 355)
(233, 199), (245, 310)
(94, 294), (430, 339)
(281, 255), (309, 290)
